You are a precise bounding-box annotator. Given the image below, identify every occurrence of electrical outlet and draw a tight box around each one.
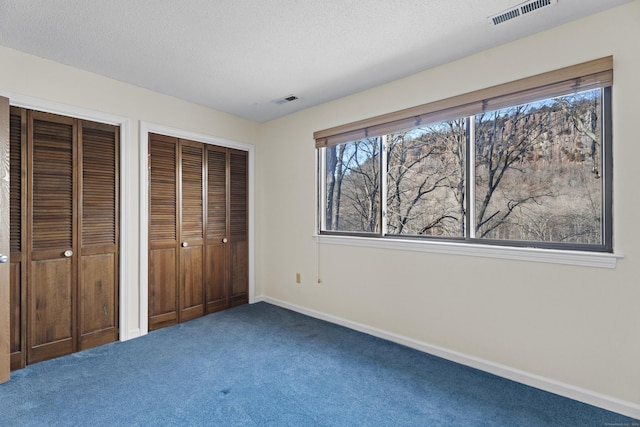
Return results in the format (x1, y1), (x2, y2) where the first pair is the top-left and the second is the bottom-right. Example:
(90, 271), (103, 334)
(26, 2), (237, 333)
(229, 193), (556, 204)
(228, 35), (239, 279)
(296, 273), (301, 284)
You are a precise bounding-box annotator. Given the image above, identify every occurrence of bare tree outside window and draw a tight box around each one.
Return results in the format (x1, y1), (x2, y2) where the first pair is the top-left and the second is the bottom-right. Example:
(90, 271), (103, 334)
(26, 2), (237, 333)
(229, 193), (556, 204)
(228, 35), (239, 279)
(386, 120), (465, 237)
(324, 138), (381, 233)
(474, 89), (603, 244)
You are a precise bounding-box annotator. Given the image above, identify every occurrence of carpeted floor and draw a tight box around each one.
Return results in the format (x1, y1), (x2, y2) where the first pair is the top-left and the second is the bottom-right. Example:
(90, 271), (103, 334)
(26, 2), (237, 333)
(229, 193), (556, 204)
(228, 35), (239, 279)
(0, 302), (637, 426)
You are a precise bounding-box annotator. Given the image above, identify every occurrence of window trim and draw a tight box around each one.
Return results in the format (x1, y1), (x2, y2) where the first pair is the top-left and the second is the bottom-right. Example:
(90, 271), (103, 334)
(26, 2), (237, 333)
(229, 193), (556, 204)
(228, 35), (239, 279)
(316, 58), (615, 257)
(315, 234), (622, 269)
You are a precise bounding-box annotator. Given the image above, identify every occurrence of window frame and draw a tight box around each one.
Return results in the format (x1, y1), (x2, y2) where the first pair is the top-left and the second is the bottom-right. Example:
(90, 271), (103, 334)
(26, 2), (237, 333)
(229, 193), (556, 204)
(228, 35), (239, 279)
(316, 58), (615, 257)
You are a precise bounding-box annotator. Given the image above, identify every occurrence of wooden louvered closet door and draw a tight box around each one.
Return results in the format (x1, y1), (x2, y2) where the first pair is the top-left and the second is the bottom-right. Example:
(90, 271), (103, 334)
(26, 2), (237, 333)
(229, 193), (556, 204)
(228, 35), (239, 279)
(9, 107), (26, 370)
(204, 147), (248, 311)
(206, 147), (248, 311)
(149, 135), (207, 329)
(78, 121), (119, 351)
(228, 149), (248, 307)
(205, 146), (228, 312)
(149, 135), (248, 330)
(179, 141), (205, 322)
(148, 133), (179, 330)
(9, 109), (119, 368)
(28, 111), (77, 364)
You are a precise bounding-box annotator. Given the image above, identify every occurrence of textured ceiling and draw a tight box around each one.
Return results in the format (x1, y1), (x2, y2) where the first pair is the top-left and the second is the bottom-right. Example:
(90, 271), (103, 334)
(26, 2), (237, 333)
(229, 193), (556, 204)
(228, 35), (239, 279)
(0, 0), (633, 122)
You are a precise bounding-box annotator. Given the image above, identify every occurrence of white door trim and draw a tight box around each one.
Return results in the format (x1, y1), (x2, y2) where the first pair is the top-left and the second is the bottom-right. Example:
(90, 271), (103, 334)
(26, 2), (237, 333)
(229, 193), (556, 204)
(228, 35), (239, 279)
(0, 96), (11, 382)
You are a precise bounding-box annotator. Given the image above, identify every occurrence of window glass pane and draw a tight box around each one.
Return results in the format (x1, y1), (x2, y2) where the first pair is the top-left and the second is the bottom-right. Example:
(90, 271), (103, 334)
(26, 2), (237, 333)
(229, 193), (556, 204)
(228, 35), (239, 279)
(386, 120), (466, 237)
(474, 88), (603, 245)
(323, 138), (381, 233)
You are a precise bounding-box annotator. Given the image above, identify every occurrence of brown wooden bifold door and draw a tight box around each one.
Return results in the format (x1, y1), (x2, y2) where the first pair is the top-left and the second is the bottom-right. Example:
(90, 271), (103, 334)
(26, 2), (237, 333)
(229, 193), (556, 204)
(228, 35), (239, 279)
(28, 111), (76, 364)
(9, 108), (119, 368)
(228, 149), (248, 307)
(148, 134), (179, 330)
(205, 146), (228, 313)
(148, 134), (208, 330)
(9, 107), (26, 371)
(205, 147), (248, 311)
(78, 121), (119, 351)
(179, 141), (205, 322)
(149, 134), (248, 331)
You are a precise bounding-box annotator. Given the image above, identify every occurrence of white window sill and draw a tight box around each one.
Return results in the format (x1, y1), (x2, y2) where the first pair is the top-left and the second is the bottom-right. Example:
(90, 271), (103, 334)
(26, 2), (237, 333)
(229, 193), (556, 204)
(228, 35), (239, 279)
(314, 235), (622, 269)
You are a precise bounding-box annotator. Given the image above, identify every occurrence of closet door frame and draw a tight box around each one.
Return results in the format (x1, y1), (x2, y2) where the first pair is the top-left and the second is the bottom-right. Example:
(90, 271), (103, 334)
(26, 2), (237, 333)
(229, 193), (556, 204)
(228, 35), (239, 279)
(139, 122), (254, 336)
(3, 92), (135, 342)
(0, 96), (10, 383)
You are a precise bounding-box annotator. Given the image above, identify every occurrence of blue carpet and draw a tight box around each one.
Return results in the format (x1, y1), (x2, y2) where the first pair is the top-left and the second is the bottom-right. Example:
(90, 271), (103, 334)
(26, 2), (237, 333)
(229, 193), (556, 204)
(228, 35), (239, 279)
(0, 302), (637, 426)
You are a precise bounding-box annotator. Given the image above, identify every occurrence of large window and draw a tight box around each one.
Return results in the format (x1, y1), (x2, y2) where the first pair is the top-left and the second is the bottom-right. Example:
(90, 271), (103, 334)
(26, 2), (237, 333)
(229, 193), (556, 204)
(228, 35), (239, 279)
(317, 58), (613, 252)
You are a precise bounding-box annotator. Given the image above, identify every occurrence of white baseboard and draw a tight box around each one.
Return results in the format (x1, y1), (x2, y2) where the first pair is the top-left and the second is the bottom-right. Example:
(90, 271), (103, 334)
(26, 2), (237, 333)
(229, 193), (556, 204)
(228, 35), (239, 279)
(120, 328), (142, 341)
(254, 296), (640, 420)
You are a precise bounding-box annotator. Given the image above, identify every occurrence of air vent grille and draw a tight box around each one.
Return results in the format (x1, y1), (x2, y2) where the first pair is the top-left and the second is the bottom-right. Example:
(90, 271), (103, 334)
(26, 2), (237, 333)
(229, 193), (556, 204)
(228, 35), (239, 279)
(274, 95), (299, 105)
(521, 0), (553, 15)
(488, 0), (557, 26)
(491, 8), (520, 25)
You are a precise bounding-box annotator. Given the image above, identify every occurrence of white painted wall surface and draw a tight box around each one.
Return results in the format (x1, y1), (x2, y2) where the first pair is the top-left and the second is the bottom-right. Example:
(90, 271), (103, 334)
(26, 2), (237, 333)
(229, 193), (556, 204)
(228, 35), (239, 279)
(259, 2), (640, 414)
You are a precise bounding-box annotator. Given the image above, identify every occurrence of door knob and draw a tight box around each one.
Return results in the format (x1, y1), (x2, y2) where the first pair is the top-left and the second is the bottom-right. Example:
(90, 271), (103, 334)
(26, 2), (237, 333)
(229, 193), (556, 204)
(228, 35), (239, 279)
(222, 238), (228, 244)
(182, 242), (188, 247)
(0, 254), (8, 263)
(63, 250), (73, 257)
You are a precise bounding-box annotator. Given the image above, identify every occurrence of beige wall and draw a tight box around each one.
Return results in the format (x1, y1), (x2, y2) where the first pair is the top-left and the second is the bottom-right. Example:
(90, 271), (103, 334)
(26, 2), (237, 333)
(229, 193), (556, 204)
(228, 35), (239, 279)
(1, 0), (638, 415)
(259, 1), (640, 409)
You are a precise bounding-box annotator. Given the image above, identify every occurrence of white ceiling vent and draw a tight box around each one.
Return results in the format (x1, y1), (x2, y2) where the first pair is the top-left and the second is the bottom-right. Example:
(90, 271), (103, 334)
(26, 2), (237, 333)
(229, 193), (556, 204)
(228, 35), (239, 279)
(488, 0), (558, 26)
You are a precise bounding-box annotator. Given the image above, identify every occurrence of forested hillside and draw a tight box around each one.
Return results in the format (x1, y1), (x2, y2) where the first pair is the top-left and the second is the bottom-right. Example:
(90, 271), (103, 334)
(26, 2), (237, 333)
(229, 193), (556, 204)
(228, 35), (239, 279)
(324, 88), (604, 245)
